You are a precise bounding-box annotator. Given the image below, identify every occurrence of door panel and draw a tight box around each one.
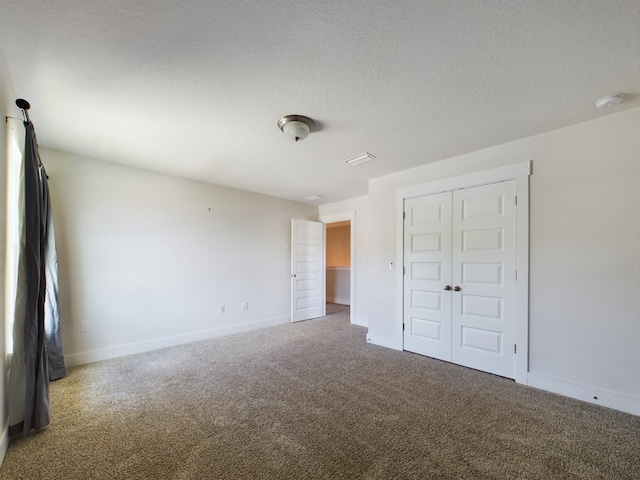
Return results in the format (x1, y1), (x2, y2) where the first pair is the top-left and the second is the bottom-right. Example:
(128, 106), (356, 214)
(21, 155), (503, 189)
(451, 181), (517, 378)
(403, 193), (452, 361)
(291, 219), (325, 322)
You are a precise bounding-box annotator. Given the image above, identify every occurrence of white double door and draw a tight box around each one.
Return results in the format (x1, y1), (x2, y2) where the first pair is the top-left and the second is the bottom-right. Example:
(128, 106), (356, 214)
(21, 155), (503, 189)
(403, 181), (517, 378)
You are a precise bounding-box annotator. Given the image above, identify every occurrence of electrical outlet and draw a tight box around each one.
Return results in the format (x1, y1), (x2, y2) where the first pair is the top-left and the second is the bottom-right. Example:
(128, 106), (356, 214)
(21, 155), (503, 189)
(219, 305), (225, 313)
(80, 321), (89, 332)
(242, 302), (248, 311)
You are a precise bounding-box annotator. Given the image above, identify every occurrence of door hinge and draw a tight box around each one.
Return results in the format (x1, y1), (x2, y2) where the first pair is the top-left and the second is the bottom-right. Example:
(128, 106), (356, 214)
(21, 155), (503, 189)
(402, 323), (405, 331)
(403, 266), (406, 275)
(515, 270), (518, 280)
(514, 344), (517, 354)
(403, 211), (406, 220)
(515, 195), (518, 205)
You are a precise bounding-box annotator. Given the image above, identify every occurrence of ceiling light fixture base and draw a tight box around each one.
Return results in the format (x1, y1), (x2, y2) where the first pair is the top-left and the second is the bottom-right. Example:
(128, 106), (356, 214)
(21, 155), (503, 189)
(278, 115), (315, 142)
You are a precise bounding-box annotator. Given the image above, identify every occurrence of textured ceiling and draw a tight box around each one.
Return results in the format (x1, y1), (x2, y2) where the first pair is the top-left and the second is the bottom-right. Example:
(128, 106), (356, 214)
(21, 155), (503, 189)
(2, 1), (639, 204)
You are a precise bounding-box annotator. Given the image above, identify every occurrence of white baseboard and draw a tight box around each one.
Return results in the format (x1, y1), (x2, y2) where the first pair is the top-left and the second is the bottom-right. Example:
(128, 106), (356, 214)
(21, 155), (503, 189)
(64, 316), (290, 367)
(327, 296), (350, 305)
(527, 372), (640, 417)
(365, 333), (403, 350)
(0, 422), (8, 467)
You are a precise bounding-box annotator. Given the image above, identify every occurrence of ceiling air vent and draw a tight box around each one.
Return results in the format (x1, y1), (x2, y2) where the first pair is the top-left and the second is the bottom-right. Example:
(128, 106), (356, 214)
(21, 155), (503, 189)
(344, 152), (376, 166)
(304, 194), (324, 201)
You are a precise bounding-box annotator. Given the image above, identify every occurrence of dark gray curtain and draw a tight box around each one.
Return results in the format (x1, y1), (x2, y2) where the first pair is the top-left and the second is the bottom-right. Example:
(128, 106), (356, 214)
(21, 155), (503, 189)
(42, 163), (65, 381)
(8, 120), (65, 437)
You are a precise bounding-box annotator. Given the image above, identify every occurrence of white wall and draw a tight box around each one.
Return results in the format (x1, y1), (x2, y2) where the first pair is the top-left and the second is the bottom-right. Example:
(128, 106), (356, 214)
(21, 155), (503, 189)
(364, 107), (640, 414)
(326, 267), (350, 305)
(319, 195), (369, 327)
(0, 49), (14, 465)
(42, 149), (318, 365)
(326, 224), (350, 267)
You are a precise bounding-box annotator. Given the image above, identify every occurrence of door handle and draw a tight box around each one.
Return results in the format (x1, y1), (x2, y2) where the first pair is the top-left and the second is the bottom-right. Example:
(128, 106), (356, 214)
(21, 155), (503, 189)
(453, 286), (461, 291)
(291, 274), (297, 278)
(443, 285), (451, 291)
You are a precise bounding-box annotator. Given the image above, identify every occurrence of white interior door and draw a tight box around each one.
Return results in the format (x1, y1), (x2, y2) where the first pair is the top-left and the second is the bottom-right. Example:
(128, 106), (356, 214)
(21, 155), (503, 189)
(451, 181), (517, 378)
(291, 219), (325, 322)
(403, 193), (452, 361)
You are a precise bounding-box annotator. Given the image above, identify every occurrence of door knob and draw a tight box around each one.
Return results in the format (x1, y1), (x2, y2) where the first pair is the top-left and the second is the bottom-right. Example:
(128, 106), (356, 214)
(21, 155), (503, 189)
(453, 286), (461, 291)
(443, 285), (451, 291)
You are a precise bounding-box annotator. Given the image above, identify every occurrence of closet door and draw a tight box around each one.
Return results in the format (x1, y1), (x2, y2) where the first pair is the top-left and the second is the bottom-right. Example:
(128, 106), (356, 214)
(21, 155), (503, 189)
(451, 181), (517, 378)
(403, 192), (452, 361)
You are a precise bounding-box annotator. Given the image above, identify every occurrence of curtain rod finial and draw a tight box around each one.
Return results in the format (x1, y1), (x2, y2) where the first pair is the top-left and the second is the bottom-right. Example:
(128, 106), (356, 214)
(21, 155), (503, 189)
(15, 98), (31, 110)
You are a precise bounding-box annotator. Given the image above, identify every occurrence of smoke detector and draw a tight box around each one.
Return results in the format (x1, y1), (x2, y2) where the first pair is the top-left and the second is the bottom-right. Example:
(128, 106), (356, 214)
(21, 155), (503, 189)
(595, 94), (623, 110)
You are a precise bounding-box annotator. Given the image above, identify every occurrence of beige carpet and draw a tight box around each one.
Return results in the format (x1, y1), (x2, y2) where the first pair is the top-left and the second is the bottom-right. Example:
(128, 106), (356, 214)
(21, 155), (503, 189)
(2, 312), (639, 479)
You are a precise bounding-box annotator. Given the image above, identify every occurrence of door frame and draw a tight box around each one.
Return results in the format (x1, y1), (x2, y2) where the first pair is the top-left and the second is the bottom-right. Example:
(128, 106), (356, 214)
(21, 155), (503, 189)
(396, 161), (531, 383)
(318, 211), (356, 325)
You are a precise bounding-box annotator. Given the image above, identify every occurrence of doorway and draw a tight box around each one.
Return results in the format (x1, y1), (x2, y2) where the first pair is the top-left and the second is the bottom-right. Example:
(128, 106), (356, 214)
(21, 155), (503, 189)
(319, 211), (356, 324)
(326, 220), (351, 316)
(290, 213), (356, 324)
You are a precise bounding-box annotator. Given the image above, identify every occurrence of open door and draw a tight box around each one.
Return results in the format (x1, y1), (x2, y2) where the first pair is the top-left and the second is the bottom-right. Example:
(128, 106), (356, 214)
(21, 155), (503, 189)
(291, 219), (326, 322)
